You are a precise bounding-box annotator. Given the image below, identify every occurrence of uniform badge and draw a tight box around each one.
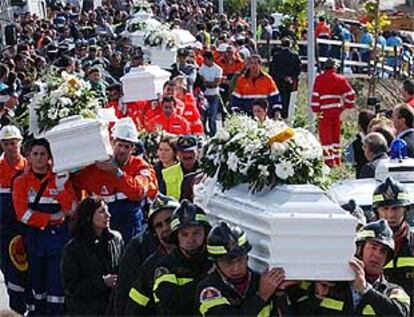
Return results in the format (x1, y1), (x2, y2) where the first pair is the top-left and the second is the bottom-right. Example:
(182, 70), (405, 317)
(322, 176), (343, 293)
(49, 189), (58, 195)
(200, 287), (222, 302)
(101, 185), (109, 195)
(28, 187), (36, 202)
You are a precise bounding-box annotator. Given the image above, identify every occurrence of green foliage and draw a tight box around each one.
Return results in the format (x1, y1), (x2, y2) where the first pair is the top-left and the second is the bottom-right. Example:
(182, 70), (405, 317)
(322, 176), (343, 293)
(276, 0), (307, 28)
(224, 0), (249, 16)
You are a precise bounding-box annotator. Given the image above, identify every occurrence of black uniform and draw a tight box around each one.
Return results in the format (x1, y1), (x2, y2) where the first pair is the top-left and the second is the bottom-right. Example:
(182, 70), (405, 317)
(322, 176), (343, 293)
(195, 269), (290, 316)
(270, 47), (302, 119)
(384, 225), (414, 315)
(112, 228), (158, 315)
(125, 249), (168, 316)
(153, 249), (212, 316)
(292, 277), (410, 316)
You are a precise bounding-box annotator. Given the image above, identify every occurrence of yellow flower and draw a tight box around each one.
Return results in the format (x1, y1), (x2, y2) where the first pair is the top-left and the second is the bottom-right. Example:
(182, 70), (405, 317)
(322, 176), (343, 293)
(267, 128), (295, 146)
(67, 78), (79, 89)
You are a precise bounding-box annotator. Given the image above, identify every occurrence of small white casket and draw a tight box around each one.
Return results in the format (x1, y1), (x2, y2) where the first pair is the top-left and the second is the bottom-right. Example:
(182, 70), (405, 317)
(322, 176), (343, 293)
(122, 16), (161, 47)
(45, 115), (112, 174)
(148, 47), (177, 69)
(195, 179), (357, 280)
(121, 65), (171, 102)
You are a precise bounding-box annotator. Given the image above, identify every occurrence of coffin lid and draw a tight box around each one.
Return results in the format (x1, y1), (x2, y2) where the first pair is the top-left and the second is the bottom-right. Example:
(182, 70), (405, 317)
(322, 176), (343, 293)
(375, 158), (414, 182)
(120, 65), (171, 82)
(171, 29), (197, 48)
(198, 179), (346, 215)
(45, 115), (101, 137)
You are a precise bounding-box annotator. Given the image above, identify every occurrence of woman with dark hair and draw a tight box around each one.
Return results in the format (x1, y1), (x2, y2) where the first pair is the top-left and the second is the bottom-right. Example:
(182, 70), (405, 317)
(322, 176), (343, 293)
(154, 136), (178, 195)
(61, 196), (124, 316)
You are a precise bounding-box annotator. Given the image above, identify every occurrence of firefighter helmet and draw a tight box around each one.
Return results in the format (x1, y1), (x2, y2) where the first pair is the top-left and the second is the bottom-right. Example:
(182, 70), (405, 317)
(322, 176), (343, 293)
(169, 199), (210, 244)
(372, 177), (410, 210)
(148, 194), (180, 226)
(355, 219), (394, 262)
(207, 222), (252, 261)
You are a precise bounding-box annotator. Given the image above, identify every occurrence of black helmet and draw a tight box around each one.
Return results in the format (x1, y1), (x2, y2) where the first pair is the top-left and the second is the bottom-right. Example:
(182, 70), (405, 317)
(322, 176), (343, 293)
(355, 219), (394, 262)
(207, 222), (252, 261)
(148, 194), (180, 227)
(341, 199), (366, 226)
(372, 177), (410, 211)
(169, 200), (210, 244)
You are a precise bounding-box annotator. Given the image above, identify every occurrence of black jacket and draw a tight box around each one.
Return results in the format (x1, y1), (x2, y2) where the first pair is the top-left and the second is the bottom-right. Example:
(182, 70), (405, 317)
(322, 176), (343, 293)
(270, 48), (302, 83)
(359, 152), (389, 179)
(112, 228), (158, 315)
(195, 269), (290, 316)
(384, 224), (414, 314)
(153, 249), (213, 316)
(292, 277), (410, 316)
(61, 229), (124, 316)
(400, 129), (414, 158)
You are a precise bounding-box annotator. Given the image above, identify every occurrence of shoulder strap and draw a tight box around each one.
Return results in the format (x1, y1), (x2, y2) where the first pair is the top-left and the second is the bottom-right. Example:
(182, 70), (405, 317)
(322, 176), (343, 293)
(32, 179), (49, 210)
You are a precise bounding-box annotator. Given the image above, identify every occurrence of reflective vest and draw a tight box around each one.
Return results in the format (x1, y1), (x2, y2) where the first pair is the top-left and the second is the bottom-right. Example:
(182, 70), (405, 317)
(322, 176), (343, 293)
(162, 163), (184, 200)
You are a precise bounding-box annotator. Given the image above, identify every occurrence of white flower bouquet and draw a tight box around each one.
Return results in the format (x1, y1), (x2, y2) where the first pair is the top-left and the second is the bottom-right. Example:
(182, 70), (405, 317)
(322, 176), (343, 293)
(144, 26), (177, 50)
(131, 0), (152, 15)
(32, 71), (102, 132)
(201, 115), (330, 192)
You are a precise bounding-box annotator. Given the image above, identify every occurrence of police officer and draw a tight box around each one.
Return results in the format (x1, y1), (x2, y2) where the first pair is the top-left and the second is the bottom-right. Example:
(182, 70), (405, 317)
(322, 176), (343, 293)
(124, 194), (180, 316)
(0, 125), (27, 314)
(12, 138), (78, 316)
(72, 117), (158, 243)
(195, 222), (289, 316)
(372, 176), (414, 314)
(293, 220), (410, 316)
(162, 135), (201, 201)
(152, 200), (212, 315)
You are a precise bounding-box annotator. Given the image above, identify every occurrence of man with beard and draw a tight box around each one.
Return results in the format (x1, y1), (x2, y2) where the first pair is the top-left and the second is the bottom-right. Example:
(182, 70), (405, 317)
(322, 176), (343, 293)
(124, 195), (179, 315)
(372, 177), (414, 314)
(152, 200), (212, 315)
(195, 222), (289, 316)
(161, 135), (201, 201)
(293, 220), (410, 316)
(114, 194), (179, 315)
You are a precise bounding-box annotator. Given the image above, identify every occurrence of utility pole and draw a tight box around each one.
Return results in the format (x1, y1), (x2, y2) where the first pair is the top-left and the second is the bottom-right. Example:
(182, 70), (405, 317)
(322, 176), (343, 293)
(368, 0), (381, 98)
(218, 0), (223, 15)
(307, 0), (316, 131)
(251, 0), (257, 39)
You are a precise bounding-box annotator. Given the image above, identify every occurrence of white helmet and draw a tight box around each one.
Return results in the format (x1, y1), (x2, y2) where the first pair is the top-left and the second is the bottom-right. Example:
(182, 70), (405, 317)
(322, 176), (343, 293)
(0, 125), (23, 141)
(111, 117), (139, 143)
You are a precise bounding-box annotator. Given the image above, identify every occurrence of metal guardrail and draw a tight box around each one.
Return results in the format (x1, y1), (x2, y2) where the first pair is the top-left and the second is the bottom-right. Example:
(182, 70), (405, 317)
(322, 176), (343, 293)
(257, 38), (414, 78)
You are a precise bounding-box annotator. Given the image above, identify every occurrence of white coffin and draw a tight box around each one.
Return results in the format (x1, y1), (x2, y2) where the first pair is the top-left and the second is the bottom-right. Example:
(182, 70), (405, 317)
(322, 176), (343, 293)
(122, 17), (161, 47)
(148, 48), (177, 69)
(194, 179), (357, 280)
(120, 65), (171, 102)
(171, 29), (197, 48)
(45, 116), (112, 173)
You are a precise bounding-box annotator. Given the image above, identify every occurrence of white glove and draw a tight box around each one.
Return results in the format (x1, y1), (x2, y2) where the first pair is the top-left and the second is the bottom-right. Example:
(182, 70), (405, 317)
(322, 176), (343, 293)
(55, 172), (70, 192)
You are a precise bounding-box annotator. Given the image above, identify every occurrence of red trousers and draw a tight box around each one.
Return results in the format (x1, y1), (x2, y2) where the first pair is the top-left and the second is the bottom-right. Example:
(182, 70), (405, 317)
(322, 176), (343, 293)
(318, 114), (341, 167)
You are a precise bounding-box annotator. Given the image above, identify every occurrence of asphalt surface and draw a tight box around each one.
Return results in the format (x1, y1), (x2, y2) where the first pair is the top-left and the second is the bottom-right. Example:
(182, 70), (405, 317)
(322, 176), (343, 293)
(0, 271), (10, 310)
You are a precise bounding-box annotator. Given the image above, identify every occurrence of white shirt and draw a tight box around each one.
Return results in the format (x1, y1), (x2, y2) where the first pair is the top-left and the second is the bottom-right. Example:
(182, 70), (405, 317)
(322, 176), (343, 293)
(199, 63), (223, 96)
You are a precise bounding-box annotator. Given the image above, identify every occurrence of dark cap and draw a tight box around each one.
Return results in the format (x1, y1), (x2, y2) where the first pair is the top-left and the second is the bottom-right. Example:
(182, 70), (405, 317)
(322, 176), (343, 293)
(176, 135), (198, 151)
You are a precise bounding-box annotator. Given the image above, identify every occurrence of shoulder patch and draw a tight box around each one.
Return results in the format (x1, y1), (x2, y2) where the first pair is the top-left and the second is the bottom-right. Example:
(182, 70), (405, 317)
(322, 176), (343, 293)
(200, 287), (222, 303)
(154, 266), (170, 279)
(140, 169), (151, 177)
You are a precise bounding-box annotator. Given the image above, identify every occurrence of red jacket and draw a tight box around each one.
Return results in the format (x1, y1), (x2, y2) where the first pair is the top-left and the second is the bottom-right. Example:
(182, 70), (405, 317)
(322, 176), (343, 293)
(106, 99), (145, 129)
(311, 69), (356, 116)
(12, 169), (77, 229)
(180, 93), (204, 135)
(144, 98), (184, 121)
(146, 112), (191, 135)
(315, 22), (331, 38)
(71, 156), (158, 202)
(407, 97), (414, 107)
(0, 155), (27, 193)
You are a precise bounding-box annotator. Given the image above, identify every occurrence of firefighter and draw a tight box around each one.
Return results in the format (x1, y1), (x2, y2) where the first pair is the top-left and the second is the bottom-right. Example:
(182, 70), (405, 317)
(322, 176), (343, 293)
(71, 117), (158, 243)
(152, 199), (212, 316)
(12, 138), (77, 316)
(372, 176), (414, 314)
(0, 125), (28, 314)
(124, 194), (179, 316)
(195, 222), (289, 316)
(311, 58), (356, 167)
(293, 220), (410, 316)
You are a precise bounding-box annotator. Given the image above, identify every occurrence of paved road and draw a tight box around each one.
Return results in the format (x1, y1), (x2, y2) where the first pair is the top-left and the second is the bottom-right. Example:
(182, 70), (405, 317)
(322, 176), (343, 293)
(0, 271), (10, 310)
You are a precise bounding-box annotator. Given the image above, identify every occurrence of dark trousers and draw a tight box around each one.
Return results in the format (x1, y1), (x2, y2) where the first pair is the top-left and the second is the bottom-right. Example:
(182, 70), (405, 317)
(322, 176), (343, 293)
(275, 79), (293, 119)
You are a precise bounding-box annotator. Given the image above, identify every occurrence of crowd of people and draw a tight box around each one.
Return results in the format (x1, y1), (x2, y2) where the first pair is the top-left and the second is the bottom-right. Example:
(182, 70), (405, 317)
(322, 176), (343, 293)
(0, 0), (414, 316)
